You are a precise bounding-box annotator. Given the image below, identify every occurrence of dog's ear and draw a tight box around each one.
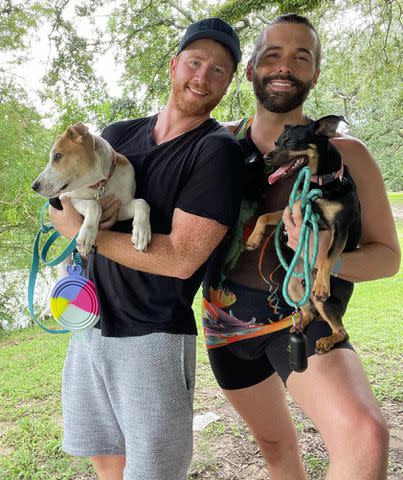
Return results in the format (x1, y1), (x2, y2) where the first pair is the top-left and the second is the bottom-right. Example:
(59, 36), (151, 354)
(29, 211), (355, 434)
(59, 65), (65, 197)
(72, 122), (89, 136)
(66, 122), (89, 142)
(314, 115), (347, 137)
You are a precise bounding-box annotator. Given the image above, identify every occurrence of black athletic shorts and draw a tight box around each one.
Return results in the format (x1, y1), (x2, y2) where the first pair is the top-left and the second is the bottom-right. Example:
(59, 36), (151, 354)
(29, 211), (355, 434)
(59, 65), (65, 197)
(207, 319), (354, 389)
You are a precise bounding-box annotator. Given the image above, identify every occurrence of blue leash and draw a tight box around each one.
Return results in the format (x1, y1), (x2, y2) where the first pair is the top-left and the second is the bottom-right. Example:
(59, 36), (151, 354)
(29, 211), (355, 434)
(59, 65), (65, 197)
(28, 201), (78, 334)
(274, 167), (323, 310)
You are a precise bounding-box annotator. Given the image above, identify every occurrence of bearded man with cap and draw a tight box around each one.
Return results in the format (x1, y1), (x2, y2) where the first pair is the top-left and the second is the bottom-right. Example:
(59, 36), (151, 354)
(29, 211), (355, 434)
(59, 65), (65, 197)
(50, 17), (243, 480)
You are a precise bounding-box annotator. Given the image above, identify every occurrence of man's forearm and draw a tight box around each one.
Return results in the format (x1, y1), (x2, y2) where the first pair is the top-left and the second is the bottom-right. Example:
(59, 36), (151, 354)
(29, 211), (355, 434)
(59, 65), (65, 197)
(336, 243), (400, 283)
(49, 199), (229, 279)
(95, 230), (195, 279)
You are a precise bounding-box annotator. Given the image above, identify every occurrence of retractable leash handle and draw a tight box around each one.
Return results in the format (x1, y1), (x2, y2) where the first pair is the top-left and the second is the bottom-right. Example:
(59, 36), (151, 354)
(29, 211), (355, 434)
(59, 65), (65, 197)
(28, 201), (100, 334)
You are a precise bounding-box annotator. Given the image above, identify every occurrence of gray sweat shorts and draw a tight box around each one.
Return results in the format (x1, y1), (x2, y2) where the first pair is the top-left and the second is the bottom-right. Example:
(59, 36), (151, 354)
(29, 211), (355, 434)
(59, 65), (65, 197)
(61, 328), (196, 480)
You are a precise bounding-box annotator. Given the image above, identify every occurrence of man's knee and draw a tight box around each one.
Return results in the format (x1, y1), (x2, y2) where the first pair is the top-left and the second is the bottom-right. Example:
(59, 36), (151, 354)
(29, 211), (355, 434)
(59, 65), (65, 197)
(91, 454), (125, 480)
(360, 410), (389, 459)
(254, 430), (299, 464)
(330, 407), (389, 460)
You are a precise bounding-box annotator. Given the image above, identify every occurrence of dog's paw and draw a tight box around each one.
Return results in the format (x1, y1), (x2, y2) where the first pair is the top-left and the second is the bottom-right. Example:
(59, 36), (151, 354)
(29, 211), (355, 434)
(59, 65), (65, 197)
(314, 292), (330, 302)
(131, 220), (151, 252)
(312, 278), (330, 302)
(245, 235), (261, 251)
(315, 336), (334, 354)
(76, 227), (97, 256)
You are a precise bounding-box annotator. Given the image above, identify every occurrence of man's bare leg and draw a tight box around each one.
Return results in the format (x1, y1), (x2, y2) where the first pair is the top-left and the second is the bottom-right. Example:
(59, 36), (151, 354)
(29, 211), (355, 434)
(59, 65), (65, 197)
(91, 454), (126, 480)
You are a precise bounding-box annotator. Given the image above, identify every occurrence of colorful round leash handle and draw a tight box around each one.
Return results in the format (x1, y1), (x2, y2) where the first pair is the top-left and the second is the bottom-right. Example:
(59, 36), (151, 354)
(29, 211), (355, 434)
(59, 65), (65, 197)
(50, 264), (99, 331)
(28, 200), (99, 334)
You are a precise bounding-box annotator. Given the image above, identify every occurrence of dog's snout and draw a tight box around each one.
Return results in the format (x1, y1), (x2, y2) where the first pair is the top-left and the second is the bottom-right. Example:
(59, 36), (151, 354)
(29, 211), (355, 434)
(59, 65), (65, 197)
(264, 151), (278, 165)
(32, 180), (40, 191)
(264, 149), (290, 166)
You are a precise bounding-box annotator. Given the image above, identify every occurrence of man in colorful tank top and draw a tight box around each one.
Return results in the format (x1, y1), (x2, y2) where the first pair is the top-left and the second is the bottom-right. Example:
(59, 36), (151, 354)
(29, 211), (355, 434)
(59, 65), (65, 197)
(202, 13), (399, 480)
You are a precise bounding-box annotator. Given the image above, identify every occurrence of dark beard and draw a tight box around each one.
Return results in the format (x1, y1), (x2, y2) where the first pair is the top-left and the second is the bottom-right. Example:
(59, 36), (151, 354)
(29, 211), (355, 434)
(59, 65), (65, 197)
(253, 73), (312, 113)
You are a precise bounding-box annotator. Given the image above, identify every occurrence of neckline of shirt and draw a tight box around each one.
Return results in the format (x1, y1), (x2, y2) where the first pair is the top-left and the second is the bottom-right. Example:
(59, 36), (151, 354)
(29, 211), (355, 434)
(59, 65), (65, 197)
(147, 114), (217, 147)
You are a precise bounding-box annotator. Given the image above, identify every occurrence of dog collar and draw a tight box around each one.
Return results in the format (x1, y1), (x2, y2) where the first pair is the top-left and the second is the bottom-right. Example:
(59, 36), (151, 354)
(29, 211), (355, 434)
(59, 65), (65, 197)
(310, 163), (344, 186)
(89, 152), (118, 200)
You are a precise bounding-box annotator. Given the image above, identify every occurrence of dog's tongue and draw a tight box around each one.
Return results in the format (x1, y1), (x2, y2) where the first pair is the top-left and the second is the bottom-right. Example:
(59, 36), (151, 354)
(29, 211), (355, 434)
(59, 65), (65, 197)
(268, 160), (293, 184)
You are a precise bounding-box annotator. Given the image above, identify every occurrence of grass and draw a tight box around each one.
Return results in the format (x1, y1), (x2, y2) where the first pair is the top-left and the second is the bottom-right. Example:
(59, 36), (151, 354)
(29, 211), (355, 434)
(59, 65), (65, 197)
(0, 200), (402, 479)
(387, 191), (403, 204)
(343, 220), (402, 401)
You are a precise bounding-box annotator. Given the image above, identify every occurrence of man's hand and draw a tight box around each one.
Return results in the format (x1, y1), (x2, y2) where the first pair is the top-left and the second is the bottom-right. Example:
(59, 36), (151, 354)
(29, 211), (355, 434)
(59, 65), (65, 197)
(99, 194), (121, 229)
(49, 197), (83, 240)
(282, 203), (331, 266)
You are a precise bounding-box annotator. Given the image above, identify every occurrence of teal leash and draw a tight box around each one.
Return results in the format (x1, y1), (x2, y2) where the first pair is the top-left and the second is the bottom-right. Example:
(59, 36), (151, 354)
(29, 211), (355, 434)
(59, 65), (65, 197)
(274, 166), (323, 311)
(28, 201), (78, 334)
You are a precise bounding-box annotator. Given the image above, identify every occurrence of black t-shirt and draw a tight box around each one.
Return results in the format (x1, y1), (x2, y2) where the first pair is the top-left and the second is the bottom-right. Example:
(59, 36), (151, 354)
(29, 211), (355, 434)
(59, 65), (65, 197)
(89, 115), (243, 337)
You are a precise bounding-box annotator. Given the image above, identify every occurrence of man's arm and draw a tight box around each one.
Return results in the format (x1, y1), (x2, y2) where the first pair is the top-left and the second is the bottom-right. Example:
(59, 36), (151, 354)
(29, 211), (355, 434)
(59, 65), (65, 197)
(285, 136), (400, 283)
(330, 136), (400, 282)
(50, 199), (228, 279)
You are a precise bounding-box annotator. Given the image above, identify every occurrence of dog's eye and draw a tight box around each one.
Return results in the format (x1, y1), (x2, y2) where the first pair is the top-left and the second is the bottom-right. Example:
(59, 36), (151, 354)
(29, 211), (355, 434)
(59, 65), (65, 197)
(54, 152), (63, 162)
(282, 138), (297, 147)
(276, 138), (289, 147)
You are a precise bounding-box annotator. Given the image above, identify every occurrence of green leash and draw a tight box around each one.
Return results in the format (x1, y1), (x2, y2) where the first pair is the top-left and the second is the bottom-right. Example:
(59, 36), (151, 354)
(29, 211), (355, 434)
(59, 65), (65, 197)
(28, 201), (78, 334)
(274, 167), (323, 309)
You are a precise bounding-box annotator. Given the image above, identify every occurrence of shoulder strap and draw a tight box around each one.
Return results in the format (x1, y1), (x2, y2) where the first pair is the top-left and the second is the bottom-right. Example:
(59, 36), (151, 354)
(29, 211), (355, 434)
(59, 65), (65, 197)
(233, 116), (254, 140)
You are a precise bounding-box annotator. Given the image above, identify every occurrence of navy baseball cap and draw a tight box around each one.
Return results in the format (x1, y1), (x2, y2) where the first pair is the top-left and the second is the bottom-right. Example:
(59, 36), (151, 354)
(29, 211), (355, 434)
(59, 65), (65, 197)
(177, 18), (242, 65)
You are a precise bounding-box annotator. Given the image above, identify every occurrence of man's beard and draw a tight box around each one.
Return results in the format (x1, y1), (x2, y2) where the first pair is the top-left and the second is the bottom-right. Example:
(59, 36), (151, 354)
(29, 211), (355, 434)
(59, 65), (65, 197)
(172, 82), (220, 116)
(253, 73), (312, 113)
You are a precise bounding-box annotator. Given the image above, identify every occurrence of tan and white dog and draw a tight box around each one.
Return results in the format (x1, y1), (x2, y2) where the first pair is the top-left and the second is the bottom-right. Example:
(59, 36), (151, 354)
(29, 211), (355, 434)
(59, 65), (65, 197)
(32, 122), (151, 255)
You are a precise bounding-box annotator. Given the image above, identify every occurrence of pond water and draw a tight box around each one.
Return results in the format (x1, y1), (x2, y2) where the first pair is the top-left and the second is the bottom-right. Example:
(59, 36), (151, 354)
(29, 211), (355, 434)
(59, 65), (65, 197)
(0, 267), (57, 329)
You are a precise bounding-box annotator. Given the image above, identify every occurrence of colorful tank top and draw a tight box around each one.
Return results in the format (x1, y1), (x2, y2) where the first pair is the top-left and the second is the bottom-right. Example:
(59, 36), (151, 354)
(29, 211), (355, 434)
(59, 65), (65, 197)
(202, 117), (299, 348)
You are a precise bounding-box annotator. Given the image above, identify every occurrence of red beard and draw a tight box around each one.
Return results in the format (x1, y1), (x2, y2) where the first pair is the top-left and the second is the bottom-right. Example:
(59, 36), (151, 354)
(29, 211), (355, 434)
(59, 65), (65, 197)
(172, 82), (221, 116)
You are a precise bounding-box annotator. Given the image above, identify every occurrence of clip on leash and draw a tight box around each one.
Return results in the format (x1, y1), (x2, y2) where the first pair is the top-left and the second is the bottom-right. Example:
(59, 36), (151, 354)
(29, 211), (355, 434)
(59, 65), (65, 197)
(274, 167), (323, 372)
(28, 201), (99, 334)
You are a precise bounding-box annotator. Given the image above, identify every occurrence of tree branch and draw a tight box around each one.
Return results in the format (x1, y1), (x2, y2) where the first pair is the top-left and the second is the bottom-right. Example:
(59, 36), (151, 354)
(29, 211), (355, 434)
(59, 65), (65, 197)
(164, 0), (194, 23)
(381, 3), (392, 62)
(140, 44), (177, 101)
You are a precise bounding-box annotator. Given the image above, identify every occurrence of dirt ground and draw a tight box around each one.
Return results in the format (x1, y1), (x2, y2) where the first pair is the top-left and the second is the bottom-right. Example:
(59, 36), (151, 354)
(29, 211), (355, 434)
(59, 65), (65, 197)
(190, 379), (403, 479)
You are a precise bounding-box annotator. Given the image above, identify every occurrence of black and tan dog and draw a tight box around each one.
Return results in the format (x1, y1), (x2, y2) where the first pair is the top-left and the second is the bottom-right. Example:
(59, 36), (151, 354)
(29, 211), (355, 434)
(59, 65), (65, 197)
(245, 115), (361, 353)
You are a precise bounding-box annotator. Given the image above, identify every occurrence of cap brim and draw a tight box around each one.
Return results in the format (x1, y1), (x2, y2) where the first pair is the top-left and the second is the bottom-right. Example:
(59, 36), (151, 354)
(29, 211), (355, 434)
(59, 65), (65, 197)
(179, 31), (241, 64)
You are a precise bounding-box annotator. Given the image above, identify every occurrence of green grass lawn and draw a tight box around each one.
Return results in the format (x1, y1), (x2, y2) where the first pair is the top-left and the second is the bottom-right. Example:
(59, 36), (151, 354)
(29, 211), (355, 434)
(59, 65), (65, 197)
(387, 191), (403, 204)
(0, 208), (402, 479)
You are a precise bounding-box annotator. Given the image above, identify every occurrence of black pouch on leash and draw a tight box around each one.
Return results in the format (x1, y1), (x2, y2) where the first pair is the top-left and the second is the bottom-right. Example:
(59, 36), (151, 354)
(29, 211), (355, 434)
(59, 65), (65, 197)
(289, 331), (308, 372)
